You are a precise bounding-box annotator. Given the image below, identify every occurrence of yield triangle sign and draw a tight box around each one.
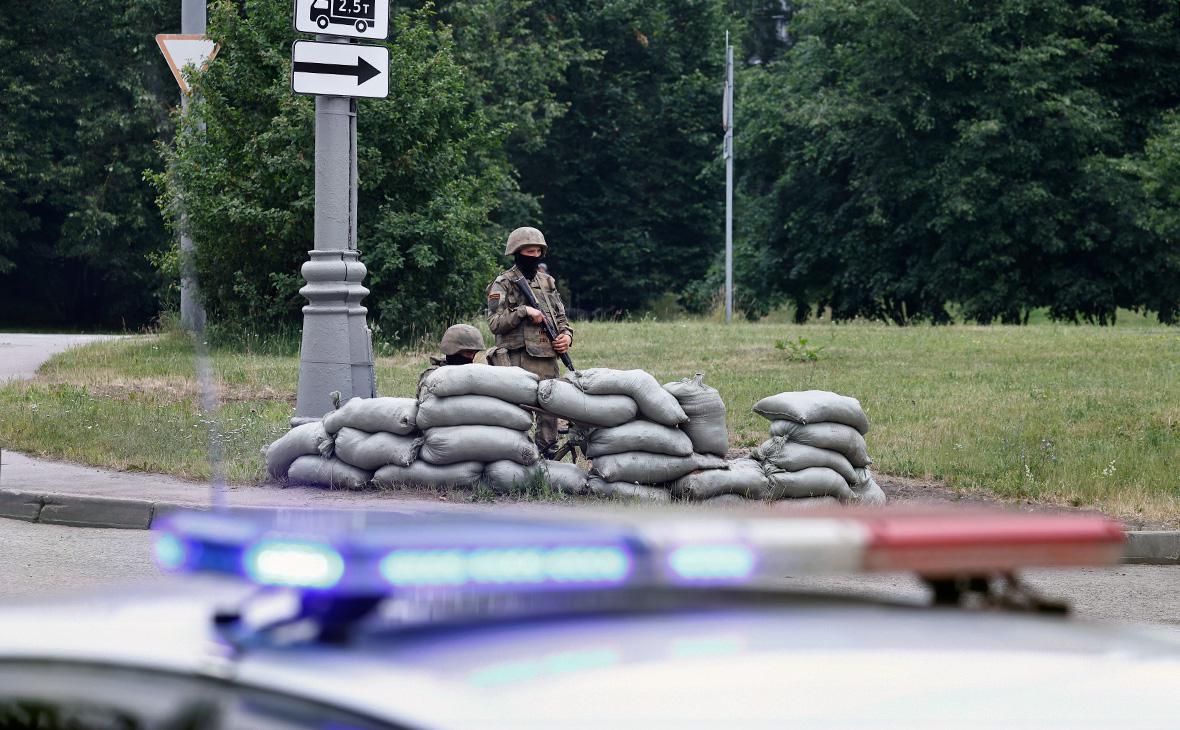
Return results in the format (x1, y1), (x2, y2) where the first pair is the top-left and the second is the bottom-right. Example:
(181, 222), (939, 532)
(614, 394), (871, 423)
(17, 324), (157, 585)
(156, 34), (220, 95)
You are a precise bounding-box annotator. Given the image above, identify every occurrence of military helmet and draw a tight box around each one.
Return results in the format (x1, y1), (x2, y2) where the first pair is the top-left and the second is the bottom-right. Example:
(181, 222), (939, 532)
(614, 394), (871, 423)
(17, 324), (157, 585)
(440, 324), (485, 355)
(504, 226), (548, 256)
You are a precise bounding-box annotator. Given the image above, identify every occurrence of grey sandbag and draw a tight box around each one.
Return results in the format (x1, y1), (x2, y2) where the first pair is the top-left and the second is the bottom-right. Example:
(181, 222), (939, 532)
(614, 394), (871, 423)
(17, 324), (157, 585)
(416, 394), (533, 431)
(591, 452), (726, 485)
(850, 467), (887, 506)
(585, 420), (693, 458)
(332, 427), (422, 470)
(322, 397), (418, 436)
(419, 364), (539, 406)
(286, 455), (371, 491)
(753, 390), (870, 434)
(568, 368), (688, 426)
(663, 373), (729, 456)
(264, 422), (333, 479)
(768, 420), (871, 467)
(544, 460), (589, 495)
(587, 477), (672, 503)
(672, 458), (768, 500)
(764, 466), (855, 501)
(536, 379), (638, 427)
(420, 425), (539, 465)
(372, 460), (484, 489)
(484, 459), (589, 495)
(483, 460), (544, 494)
(702, 494), (749, 507)
(753, 438), (858, 484)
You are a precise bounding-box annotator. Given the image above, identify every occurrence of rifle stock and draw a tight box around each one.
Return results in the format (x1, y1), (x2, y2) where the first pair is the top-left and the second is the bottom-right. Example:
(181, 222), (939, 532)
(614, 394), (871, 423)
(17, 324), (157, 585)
(513, 277), (575, 372)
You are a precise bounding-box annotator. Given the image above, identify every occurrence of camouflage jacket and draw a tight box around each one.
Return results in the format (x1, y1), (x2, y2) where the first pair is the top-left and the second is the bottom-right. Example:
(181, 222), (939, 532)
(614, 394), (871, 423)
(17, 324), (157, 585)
(485, 266), (573, 358)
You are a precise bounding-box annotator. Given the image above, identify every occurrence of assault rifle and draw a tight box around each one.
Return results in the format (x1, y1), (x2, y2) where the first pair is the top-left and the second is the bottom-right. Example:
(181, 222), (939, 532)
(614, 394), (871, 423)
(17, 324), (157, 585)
(513, 277), (575, 372)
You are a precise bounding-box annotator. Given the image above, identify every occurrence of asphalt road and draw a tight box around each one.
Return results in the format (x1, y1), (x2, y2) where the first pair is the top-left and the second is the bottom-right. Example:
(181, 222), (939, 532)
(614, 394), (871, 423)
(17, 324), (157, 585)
(0, 333), (128, 383)
(2, 520), (1177, 632)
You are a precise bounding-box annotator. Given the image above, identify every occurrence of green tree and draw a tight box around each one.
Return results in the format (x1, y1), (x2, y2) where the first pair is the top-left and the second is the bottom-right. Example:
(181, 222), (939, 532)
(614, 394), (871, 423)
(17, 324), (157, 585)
(156, 1), (510, 343)
(735, 0), (1180, 324)
(434, 0), (595, 225)
(0, 0), (177, 328)
(517, 0), (728, 314)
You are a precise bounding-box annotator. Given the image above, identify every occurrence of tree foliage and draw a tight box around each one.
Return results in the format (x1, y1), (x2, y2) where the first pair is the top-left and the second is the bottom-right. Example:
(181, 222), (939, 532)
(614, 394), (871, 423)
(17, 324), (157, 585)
(155, 0), (510, 342)
(735, 0), (1180, 324)
(0, 0), (176, 328)
(514, 0), (727, 314)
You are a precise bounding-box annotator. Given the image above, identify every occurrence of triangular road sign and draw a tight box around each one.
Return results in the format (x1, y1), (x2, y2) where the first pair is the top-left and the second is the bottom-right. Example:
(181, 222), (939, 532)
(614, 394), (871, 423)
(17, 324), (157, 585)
(156, 34), (220, 95)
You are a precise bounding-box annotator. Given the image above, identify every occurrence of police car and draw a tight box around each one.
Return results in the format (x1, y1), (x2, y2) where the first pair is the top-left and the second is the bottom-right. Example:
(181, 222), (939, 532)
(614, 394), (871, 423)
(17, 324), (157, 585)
(0, 506), (1177, 729)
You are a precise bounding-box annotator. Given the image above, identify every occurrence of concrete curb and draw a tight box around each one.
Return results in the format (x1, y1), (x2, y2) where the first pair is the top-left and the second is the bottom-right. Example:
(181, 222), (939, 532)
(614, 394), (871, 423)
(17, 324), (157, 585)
(1123, 531), (1180, 565)
(2, 487), (1178, 565)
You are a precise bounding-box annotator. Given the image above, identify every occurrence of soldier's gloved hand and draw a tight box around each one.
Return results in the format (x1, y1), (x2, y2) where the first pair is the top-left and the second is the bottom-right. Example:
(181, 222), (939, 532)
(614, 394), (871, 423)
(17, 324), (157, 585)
(553, 333), (572, 354)
(523, 306), (545, 324)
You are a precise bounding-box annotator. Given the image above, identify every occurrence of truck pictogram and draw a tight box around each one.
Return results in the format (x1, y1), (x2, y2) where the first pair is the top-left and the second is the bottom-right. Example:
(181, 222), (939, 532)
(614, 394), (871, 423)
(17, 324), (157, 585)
(310, 0), (376, 33)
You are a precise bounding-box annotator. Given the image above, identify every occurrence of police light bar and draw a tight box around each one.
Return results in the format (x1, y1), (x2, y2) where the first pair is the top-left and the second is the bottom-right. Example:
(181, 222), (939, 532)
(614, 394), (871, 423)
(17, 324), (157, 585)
(153, 508), (1125, 595)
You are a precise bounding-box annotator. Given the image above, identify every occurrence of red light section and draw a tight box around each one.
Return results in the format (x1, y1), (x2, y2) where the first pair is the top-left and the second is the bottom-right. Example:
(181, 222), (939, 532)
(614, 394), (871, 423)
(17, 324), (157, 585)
(859, 513), (1126, 576)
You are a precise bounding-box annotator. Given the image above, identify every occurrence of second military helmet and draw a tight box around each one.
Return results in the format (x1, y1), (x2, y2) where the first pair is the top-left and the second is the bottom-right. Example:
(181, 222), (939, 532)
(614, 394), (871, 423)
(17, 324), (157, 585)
(440, 324), (485, 355)
(504, 226), (548, 256)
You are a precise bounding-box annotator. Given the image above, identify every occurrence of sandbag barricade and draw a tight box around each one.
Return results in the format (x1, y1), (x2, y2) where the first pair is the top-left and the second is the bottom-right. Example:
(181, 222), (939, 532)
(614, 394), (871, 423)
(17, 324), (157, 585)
(263, 371), (885, 507)
(748, 390), (887, 506)
(265, 363), (553, 492)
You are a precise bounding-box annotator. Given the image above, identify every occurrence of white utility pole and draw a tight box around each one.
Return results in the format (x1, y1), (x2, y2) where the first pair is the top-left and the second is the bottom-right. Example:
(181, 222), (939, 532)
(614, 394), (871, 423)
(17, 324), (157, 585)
(723, 32), (735, 323)
(179, 0), (207, 333)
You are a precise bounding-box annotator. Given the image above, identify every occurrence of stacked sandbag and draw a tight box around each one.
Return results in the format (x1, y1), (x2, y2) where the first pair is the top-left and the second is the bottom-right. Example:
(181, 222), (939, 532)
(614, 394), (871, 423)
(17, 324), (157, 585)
(263, 421), (334, 479)
(566, 368), (688, 426)
(749, 390), (886, 506)
(672, 457), (768, 501)
(536, 378), (637, 427)
(483, 459), (589, 495)
(316, 397), (423, 485)
(531, 368), (731, 501)
(416, 365), (541, 468)
(663, 373), (729, 456)
(264, 420), (371, 491)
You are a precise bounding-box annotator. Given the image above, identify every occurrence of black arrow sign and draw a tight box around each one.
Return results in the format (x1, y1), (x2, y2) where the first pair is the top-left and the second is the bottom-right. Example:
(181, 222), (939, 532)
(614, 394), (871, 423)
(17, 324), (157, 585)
(293, 56), (380, 85)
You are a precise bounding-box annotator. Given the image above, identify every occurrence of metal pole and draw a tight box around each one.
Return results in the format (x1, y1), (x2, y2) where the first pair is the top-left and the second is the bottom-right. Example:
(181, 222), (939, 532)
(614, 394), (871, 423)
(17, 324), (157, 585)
(179, 0), (207, 333)
(724, 34), (734, 324)
(293, 35), (376, 423)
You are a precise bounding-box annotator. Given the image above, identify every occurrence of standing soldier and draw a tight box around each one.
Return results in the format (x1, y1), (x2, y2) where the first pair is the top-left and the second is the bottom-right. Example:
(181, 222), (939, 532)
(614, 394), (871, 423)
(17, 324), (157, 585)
(486, 227), (573, 458)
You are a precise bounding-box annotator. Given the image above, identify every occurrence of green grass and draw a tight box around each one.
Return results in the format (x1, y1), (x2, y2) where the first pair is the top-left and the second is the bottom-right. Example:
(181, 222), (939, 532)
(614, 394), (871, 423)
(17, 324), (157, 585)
(1, 321), (1177, 522)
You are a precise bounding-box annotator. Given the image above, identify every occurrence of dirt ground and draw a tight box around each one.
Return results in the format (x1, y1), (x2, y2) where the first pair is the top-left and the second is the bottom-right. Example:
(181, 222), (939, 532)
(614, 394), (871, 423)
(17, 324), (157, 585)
(876, 473), (1176, 532)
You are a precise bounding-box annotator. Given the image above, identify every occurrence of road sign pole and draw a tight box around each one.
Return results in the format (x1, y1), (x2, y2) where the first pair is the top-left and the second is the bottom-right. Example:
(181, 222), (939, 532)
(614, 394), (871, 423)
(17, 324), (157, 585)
(724, 34), (734, 324)
(293, 34), (376, 423)
(179, 0), (207, 334)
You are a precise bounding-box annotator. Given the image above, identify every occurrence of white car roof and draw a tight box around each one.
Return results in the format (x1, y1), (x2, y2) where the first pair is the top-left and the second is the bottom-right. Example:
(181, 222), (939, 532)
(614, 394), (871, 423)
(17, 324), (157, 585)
(3, 581), (1179, 730)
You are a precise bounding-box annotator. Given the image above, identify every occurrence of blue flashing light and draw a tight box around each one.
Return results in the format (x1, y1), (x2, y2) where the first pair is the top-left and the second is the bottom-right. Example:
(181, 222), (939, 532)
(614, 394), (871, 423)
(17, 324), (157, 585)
(668, 544), (756, 582)
(380, 545), (632, 588)
(544, 546), (631, 583)
(153, 533), (187, 571)
(381, 550), (468, 586)
(243, 539), (345, 589)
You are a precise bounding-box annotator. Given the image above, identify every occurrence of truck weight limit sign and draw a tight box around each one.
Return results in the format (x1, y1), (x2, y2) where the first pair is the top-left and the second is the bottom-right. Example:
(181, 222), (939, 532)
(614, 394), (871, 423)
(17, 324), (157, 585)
(291, 41), (389, 99)
(294, 0), (388, 40)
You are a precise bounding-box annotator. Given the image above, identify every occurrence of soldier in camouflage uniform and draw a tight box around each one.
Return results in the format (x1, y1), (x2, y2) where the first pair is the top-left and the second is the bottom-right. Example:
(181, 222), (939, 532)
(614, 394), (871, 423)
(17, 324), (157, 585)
(485, 227), (573, 458)
(416, 324), (486, 399)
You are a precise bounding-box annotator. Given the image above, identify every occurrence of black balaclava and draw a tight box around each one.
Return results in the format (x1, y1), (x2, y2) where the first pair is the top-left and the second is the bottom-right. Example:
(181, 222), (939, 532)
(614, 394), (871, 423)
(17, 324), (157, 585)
(445, 353), (475, 366)
(514, 253), (543, 279)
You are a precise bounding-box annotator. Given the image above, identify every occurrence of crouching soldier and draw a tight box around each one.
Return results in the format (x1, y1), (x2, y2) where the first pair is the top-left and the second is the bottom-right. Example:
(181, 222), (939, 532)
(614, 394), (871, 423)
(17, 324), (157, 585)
(417, 324), (485, 398)
(485, 226), (573, 458)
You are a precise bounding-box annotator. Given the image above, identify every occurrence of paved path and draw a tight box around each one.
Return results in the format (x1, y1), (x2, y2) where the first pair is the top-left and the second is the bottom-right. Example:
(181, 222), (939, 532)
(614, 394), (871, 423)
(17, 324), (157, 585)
(0, 333), (128, 383)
